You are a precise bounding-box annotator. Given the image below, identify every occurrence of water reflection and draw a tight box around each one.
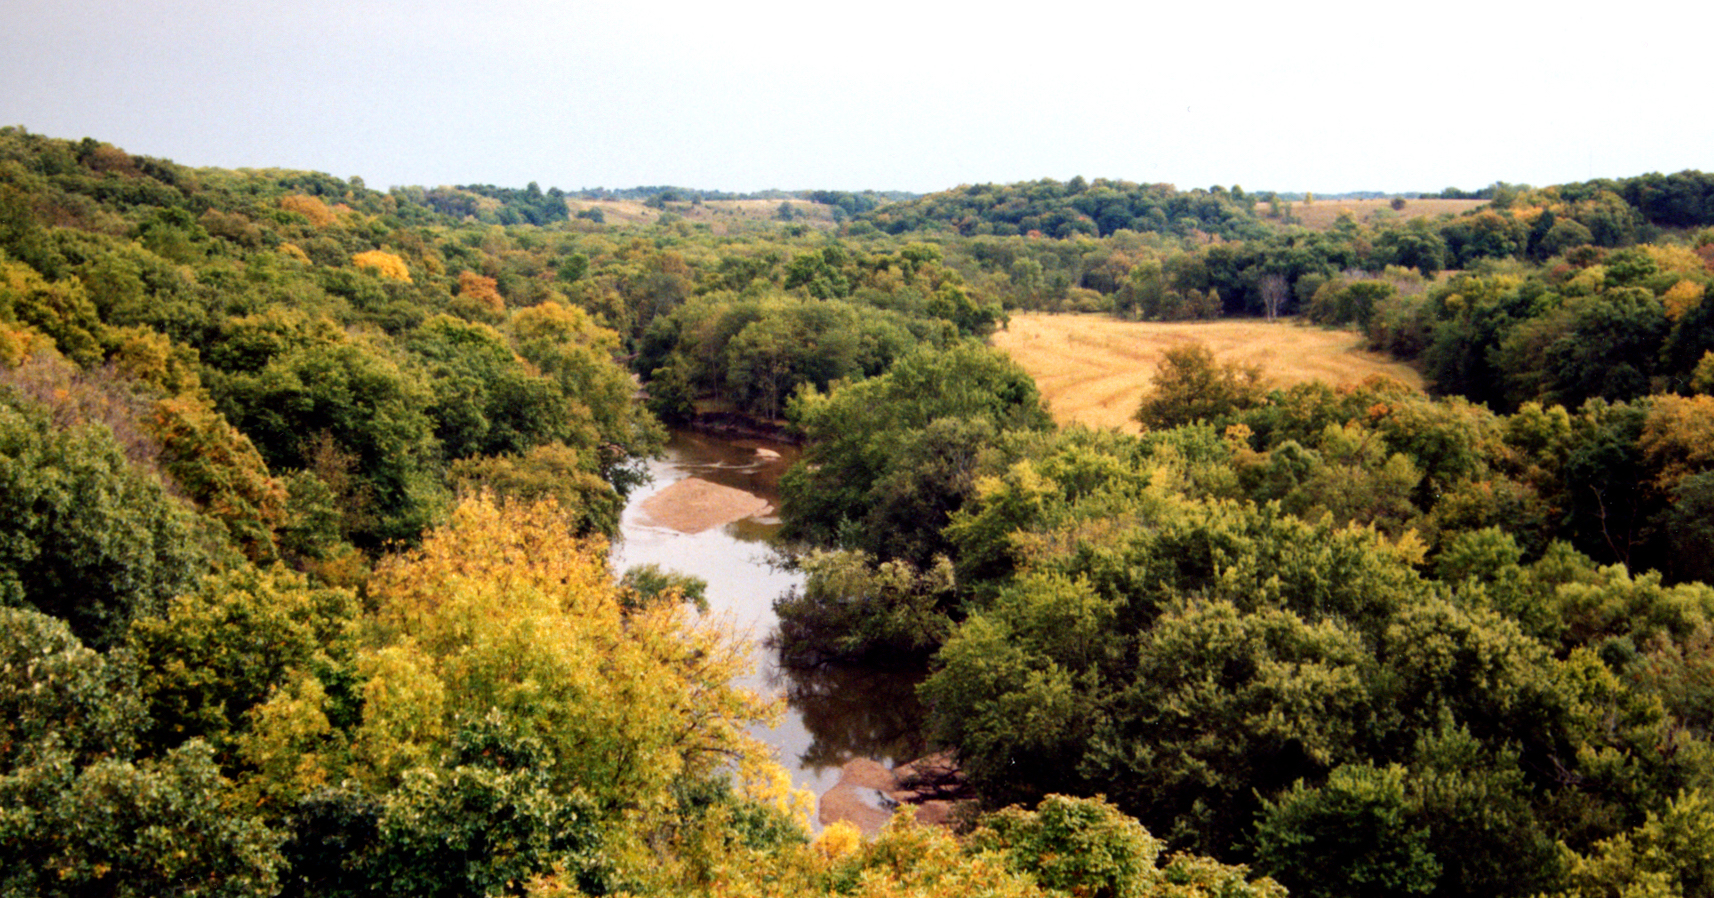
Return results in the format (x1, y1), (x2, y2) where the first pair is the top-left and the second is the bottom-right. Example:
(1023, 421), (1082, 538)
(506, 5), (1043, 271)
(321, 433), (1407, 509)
(653, 430), (795, 504)
(773, 660), (928, 771)
(611, 430), (930, 801)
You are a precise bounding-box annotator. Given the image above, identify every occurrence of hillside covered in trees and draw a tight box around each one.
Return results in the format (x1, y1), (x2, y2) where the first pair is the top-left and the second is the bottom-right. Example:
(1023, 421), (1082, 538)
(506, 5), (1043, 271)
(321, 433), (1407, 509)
(5, 123), (1714, 897)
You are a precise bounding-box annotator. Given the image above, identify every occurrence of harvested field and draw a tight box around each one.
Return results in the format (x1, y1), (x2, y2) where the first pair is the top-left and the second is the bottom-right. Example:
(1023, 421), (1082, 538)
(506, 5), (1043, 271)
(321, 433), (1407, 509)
(562, 197), (835, 234)
(1277, 197), (1486, 230)
(991, 313), (1424, 433)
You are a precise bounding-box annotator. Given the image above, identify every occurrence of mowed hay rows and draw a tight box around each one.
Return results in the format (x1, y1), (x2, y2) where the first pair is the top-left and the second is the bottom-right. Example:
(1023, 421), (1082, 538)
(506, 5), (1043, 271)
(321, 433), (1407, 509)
(991, 313), (1425, 433)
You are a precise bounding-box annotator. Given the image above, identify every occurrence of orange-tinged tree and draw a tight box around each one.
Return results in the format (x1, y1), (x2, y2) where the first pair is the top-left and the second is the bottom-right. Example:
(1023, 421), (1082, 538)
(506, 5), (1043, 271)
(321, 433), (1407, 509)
(148, 396), (289, 562)
(456, 269), (504, 312)
(279, 194), (336, 228)
(1664, 279), (1705, 322)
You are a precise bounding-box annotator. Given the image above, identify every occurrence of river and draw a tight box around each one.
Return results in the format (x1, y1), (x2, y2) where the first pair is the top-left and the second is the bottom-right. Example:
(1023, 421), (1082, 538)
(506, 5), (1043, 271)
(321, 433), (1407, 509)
(609, 430), (926, 803)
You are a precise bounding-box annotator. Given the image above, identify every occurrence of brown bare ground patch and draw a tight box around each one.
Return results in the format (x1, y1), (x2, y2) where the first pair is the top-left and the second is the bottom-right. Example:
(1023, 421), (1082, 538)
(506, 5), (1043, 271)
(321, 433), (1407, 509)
(1276, 197), (1486, 231)
(992, 313), (1424, 433)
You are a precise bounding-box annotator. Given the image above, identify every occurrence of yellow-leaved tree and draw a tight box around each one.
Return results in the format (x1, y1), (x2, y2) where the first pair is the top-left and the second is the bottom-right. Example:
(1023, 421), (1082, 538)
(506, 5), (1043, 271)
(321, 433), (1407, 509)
(242, 494), (804, 892)
(352, 250), (412, 282)
(357, 493), (785, 801)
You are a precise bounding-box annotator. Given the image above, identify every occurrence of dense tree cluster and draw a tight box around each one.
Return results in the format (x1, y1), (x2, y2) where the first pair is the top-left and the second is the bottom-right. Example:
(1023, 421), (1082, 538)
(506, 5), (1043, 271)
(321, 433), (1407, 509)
(770, 171), (1714, 897)
(857, 170), (1714, 332)
(632, 241), (1003, 422)
(777, 341), (1714, 897)
(862, 178), (1271, 241)
(8, 121), (1714, 896)
(0, 127), (1294, 897)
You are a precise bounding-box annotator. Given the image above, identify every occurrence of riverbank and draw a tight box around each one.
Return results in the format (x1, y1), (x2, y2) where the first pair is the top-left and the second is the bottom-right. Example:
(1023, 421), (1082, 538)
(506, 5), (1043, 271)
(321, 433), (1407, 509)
(615, 430), (938, 819)
(675, 409), (802, 445)
(819, 753), (969, 835)
(682, 410), (802, 444)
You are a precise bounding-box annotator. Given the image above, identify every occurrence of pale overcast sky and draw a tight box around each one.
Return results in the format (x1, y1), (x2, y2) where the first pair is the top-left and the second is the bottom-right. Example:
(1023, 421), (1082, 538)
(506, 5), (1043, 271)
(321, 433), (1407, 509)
(3, 0), (1709, 195)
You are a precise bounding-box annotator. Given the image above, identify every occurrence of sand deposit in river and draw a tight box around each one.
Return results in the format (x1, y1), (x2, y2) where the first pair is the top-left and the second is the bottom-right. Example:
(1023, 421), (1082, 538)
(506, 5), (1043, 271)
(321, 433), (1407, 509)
(638, 476), (774, 534)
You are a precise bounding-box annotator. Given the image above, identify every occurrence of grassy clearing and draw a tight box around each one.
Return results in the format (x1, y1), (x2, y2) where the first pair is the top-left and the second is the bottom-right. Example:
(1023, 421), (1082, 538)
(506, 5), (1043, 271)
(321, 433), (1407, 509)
(991, 313), (1424, 433)
(563, 197), (835, 234)
(1273, 197), (1487, 231)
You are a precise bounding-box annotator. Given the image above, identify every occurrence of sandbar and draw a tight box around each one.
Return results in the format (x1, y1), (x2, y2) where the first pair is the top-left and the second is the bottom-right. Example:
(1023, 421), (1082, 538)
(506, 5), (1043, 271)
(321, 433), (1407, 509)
(638, 477), (772, 534)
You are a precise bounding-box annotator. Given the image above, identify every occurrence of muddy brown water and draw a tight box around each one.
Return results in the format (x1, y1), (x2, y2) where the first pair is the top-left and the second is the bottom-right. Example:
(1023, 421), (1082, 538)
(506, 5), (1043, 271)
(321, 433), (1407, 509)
(610, 431), (926, 803)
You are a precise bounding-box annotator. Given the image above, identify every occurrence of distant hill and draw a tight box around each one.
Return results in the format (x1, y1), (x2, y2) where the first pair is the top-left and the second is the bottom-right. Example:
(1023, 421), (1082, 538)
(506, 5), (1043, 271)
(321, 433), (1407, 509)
(857, 178), (1274, 241)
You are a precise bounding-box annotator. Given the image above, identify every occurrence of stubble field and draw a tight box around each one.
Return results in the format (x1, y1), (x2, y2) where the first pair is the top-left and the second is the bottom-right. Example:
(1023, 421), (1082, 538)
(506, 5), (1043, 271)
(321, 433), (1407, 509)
(563, 197), (835, 233)
(991, 313), (1425, 433)
(1281, 197), (1487, 230)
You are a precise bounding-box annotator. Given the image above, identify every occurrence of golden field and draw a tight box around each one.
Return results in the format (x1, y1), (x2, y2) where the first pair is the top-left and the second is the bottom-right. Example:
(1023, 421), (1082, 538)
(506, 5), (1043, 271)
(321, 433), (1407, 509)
(991, 313), (1425, 433)
(563, 197), (836, 233)
(1280, 197), (1487, 230)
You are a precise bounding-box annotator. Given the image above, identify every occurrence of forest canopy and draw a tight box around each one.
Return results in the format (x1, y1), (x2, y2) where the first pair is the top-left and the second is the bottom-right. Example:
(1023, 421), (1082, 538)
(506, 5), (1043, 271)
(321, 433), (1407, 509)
(4, 124), (1714, 897)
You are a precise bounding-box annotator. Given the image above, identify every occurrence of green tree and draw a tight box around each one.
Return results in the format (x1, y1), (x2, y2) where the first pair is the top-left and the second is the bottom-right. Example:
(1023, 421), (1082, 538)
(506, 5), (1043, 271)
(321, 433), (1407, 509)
(0, 257), (105, 365)
(210, 327), (445, 548)
(1256, 764), (1440, 898)
(780, 342), (1050, 555)
(1135, 342), (1267, 430)
(126, 564), (359, 761)
(772, 549), (956, 664)
(0, 394), (211, 646)
(1083, 600), (1377, 854)
(361, 721), (612, 898)
(1555, 789), (1714, 898)
(0, 606), (144, 770)
(407, 314), (572, 461)
(447, 443), (624, 536)
(0, 608), (284, 897)
(971, 794), (1272, 898)
(509, 301), (663, 496)
(0, 741), (284, 898)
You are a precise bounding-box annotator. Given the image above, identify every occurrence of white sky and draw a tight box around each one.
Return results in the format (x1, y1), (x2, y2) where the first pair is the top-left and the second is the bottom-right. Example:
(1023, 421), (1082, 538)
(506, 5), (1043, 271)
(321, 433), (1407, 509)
(4, 0), (1710, 195)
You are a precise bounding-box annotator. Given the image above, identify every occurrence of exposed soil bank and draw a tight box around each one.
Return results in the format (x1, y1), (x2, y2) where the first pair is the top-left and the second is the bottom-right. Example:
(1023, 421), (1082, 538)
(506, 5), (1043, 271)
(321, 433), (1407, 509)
(819, 753), (967, 835)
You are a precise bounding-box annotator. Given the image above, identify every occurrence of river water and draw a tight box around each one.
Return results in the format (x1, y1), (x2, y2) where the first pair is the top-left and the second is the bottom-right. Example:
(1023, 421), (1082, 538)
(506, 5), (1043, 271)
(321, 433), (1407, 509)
(609, 431), (926, 802)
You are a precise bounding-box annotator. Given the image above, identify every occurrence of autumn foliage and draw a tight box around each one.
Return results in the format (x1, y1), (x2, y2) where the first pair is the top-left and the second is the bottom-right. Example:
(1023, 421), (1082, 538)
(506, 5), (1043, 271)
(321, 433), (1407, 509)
(7, 125), (1714, 897)
(279, 193), (336, 228)
(352, 250), (411, 282)
(455, 269), (503, 311)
